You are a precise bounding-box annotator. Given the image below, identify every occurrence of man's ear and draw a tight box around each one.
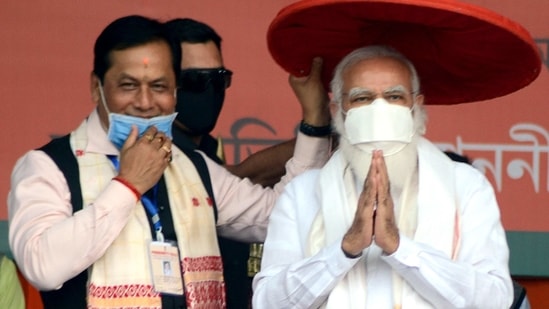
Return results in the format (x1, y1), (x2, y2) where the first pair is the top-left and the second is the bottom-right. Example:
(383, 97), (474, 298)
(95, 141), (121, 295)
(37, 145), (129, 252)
(329, 101), (339, 118)
(414, 94), (425, 107)
(90, 72), (100, 104)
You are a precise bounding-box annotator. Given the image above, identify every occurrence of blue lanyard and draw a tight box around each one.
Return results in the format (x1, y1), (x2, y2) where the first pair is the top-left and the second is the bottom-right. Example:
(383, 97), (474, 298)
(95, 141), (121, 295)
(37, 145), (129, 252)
(107, 155), (164, 241)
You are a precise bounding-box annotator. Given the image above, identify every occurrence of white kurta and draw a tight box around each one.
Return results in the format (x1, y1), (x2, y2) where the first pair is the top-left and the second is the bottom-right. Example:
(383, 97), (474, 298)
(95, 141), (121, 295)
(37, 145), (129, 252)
(253, 138), (513, 309)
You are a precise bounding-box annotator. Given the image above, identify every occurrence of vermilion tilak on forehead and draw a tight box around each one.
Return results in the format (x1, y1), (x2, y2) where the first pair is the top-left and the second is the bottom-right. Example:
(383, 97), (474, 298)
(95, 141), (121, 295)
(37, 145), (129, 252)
(143, 57), (149, 68)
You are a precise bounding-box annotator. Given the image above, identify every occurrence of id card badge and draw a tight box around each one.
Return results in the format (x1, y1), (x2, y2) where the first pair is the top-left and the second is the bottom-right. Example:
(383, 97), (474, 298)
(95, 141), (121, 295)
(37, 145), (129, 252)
(148, 241), (184, 295)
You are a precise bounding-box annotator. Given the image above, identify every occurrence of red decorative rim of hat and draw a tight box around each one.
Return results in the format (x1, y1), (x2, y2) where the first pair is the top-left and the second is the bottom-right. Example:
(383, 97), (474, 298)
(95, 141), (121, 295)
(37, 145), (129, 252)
(267, 0), (541, 105)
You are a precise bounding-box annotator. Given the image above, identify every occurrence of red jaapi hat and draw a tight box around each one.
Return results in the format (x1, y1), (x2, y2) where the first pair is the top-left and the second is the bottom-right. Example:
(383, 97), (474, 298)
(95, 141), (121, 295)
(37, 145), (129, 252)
(267, 0), (541, 105)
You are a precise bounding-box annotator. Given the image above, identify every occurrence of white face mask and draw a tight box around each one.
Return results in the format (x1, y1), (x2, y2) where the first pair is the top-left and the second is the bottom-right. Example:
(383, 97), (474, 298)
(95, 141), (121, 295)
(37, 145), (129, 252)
(343, 98), (414, 156)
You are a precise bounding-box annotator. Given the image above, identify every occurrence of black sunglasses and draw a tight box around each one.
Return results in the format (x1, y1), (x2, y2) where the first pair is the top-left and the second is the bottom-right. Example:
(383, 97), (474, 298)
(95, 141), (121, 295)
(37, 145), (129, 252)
(179, 68), (233, 92)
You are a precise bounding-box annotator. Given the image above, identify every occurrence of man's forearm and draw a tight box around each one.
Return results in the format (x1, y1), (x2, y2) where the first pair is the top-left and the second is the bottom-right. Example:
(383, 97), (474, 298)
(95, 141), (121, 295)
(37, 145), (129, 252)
(225, 139), (295, 187)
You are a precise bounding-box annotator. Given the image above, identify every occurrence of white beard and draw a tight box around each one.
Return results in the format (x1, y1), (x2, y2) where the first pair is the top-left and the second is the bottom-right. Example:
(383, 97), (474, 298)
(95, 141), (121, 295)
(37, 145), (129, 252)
(333, 104), (425, 191)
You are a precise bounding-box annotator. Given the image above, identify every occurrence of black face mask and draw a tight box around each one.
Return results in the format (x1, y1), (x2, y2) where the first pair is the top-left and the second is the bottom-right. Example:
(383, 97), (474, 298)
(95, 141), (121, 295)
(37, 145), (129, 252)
(176, 86), (225, 136)
(176, 68), (232, 136)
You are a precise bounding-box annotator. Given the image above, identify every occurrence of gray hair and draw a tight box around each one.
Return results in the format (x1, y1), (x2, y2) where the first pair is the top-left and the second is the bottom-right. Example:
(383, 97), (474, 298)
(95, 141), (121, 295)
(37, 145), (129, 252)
(330, 45), (421, 104)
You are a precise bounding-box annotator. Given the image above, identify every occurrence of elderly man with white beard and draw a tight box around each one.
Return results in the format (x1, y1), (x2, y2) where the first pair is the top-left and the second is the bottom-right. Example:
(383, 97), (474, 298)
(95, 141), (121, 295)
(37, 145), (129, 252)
(252, 45), (513, 309)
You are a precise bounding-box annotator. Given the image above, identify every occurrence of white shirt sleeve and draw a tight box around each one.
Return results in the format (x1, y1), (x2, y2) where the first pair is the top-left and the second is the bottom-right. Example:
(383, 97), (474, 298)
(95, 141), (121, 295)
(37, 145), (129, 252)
(8, 150), (137, 290)
(253, 171), (361, 308)
(383, 165), (513, 308)
(209, 132), (331, 243)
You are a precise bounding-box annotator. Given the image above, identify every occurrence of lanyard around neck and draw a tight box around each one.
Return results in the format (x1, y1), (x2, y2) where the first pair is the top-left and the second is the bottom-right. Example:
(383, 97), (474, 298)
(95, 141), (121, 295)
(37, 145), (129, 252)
(107, 155), (165, 242)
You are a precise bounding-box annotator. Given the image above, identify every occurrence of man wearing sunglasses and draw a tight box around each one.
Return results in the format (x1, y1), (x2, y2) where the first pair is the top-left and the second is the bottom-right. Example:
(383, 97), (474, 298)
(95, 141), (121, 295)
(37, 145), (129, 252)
(164, 18), (332, 308)
(165, 18), (299, 186)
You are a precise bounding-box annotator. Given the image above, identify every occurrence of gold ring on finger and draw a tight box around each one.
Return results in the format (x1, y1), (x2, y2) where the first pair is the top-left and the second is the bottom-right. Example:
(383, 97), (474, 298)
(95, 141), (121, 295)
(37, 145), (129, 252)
(161, 145), (172, 154)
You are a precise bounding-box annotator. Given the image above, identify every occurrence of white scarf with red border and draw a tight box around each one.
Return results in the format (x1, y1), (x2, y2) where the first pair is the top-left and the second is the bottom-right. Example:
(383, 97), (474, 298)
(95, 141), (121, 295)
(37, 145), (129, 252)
(71, 118), (225, 309)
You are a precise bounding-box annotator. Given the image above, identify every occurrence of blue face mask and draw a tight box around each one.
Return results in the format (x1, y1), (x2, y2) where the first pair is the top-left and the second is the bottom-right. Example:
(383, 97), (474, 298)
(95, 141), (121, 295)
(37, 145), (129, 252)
(98, 80), (178, 149)
(107, 113), (177, 149)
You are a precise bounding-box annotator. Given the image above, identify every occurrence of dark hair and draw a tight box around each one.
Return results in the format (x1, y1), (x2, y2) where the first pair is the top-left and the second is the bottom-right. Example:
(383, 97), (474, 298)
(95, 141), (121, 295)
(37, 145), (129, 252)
(93, 15), (181, 82)
(164, 18), (222, 50)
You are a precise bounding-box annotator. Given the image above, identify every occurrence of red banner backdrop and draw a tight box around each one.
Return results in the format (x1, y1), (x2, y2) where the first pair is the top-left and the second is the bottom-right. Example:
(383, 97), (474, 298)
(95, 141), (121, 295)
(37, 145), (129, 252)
(1, 0), (548, 234)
